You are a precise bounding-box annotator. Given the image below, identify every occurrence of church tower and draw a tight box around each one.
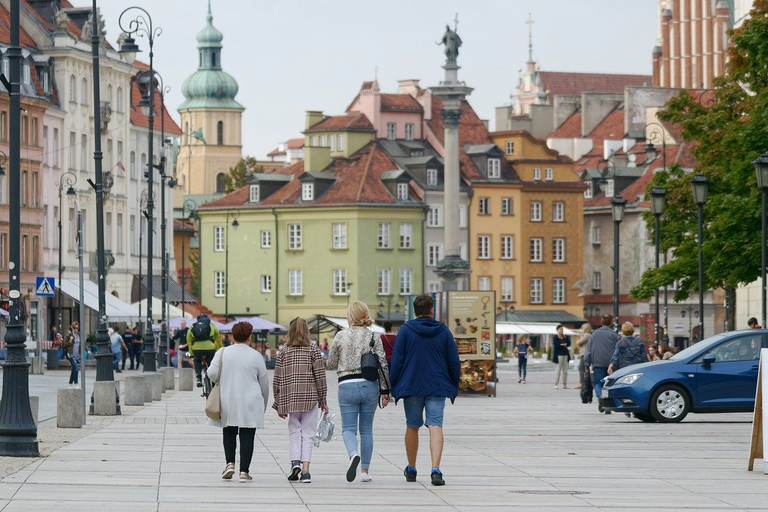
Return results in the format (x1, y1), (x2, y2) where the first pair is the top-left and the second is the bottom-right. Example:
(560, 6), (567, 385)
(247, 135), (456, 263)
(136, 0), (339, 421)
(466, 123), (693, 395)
(176, 0), (244, 205)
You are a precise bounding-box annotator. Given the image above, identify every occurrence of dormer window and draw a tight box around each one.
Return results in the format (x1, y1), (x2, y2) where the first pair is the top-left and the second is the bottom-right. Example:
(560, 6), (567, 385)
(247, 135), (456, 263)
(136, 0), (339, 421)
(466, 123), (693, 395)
(319, 135), (326, 147)
(397, 182), (409, 200)
(584, 185), (593, 199)
(302, 182), (314, 201)
(487, 158), (501, 178)
(603, 179), (614, 198)
(387, 123), (396, 140)
(405, 123), (414, 141)
(249, 184), (259, 203)
(533, 167), (541, 180)
(545, 168), (553, 180)
(506, 141), (514, 155)
(426, 168), (438, 186)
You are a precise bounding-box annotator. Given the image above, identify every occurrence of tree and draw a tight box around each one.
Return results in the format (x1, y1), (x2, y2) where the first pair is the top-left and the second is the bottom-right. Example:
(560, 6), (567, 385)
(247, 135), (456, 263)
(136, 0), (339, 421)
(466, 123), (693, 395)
(631, 0), (768, 329)
(221, 157), (264, 194)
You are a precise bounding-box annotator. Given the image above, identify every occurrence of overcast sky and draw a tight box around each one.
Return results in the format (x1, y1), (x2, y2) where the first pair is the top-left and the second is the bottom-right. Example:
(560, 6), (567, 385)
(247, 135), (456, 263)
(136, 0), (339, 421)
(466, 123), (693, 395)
(97, 1), (658, 159)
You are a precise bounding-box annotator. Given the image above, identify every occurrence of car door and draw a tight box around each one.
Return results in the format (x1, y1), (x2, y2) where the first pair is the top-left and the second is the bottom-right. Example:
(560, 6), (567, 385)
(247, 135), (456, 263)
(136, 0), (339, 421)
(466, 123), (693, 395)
(693, 333), (762, 410)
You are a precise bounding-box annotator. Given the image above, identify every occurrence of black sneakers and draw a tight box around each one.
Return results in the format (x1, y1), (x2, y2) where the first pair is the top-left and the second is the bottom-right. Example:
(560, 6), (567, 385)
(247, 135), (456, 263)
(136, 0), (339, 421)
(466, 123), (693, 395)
(430, 470), (445, 486)
(300, 471), (311, 483)
(288, 460), (301, 481)
(346, 454), (360, 482)
(196, 378), (203, 388)
(404, 466), (417, 482)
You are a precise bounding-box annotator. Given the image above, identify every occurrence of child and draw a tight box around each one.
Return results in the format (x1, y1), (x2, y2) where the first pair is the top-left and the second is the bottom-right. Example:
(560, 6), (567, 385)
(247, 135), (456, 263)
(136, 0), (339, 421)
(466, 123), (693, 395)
(272, 317), (328, 483)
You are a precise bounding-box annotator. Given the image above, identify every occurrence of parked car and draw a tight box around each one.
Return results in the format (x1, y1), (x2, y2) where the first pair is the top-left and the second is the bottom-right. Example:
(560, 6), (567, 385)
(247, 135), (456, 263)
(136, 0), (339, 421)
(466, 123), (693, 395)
(602, 329), (767, 422)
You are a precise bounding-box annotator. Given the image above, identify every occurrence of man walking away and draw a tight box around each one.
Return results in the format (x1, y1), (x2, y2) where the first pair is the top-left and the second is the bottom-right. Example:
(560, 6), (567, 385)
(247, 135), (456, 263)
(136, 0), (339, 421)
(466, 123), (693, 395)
(584, 314), (620, 414)
(186, 313), (222, 387)
(109, 328), (127, 373)
(122, 326), (134, 370)
(389, 293), (460, 486)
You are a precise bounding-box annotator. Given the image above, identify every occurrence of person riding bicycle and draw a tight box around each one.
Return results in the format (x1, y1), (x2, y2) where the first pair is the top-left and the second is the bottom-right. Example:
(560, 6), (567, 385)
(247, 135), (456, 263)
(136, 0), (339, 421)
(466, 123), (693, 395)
(187, 313), (222, 388)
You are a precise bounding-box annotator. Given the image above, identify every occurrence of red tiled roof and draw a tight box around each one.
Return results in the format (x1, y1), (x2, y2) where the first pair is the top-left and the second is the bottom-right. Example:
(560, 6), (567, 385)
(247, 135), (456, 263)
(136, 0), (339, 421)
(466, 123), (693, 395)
(548, 111), (582, 138)
(267, 138), (305, 157)
(426, 95), (493, 180)
(305, 113), (374, 133)
(129, 63), (182, 136)
(380, 93), (423, 112)
(1, 3), (38, 48)
(539, 72), (651, 97)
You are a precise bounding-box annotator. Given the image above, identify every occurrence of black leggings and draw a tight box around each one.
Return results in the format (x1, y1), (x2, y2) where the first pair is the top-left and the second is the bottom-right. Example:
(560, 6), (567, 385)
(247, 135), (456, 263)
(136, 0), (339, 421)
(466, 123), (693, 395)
(223, 426), (256, 473)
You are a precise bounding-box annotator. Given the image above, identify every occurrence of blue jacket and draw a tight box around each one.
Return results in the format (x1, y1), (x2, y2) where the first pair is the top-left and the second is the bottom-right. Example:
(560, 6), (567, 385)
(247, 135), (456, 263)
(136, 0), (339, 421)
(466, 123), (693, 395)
(389, 316), (461, 403)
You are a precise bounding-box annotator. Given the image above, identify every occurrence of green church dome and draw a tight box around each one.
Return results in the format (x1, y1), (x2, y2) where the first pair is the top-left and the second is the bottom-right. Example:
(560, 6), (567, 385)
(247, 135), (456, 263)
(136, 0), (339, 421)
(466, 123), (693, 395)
(179, 1), (243, 110)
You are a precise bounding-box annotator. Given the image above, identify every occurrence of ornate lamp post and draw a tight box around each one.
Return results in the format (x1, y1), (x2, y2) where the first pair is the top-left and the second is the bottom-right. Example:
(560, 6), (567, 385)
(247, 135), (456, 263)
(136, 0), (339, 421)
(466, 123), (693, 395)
(57, 172), (77, 334)
(753, 154), (768, 329)
(181, 199), (197, 318)
(119, 6), (162, 373)
(224, 211), (240, 322)
(611, 195), (627, 331)
(379, 298), (401, 323)
(691, 173), (709, 339)
(650, 186), (667, 346)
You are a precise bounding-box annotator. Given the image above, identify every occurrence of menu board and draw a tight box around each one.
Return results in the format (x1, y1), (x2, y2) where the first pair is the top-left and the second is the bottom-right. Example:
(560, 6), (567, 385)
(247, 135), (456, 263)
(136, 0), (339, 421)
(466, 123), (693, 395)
(447, 291), (496, 397)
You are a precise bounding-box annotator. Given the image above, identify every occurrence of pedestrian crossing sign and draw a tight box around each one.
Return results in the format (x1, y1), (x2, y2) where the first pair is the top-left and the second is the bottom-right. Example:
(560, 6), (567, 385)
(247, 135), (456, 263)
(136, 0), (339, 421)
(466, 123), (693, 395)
(35, 276), (56, 297)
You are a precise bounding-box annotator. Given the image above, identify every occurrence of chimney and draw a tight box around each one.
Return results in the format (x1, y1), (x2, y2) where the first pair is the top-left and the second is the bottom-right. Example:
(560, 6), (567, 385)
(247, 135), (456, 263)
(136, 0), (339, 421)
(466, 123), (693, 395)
(397, 79), (421, 97)
(305, 110), (324, 130)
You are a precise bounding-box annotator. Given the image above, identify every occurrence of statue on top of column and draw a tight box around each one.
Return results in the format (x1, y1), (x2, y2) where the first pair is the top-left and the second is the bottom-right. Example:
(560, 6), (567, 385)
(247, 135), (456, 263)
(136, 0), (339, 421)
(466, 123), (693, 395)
(438, 23), (462, 67)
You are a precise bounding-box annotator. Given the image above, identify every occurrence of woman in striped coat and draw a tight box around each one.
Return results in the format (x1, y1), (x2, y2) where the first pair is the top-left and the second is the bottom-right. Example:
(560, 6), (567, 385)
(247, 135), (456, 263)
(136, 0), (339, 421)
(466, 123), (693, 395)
(273, 317), (328, 484)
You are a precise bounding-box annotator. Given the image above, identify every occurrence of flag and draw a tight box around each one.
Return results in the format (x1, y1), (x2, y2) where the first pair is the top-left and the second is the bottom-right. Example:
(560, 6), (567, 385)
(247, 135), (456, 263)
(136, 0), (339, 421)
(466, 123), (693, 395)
(116, 161), (125, 173)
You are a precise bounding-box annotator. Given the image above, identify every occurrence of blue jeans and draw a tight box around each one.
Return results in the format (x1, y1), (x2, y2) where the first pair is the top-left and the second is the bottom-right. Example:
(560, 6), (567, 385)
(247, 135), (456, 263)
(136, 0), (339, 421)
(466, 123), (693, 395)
(593, 366), (609, 398)
(69, 356), (79, 384)
(112, 352), (121, 370)
(518, 356), (527, 379)
(337, 380), (379, 470)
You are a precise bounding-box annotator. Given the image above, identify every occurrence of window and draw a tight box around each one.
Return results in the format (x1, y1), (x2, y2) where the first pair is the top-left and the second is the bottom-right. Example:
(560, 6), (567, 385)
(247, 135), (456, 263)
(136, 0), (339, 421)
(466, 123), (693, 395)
(0, 175), (5, 204)
(106, 84), (113, 106)
(332, 269), (348, 295)
(213, 226), (224, 252)
(487, 158), (501, 178)
(31, 118), (38, 146)
(478, 277), (491, 291)
(553, 238), (565, 262)
(604, 179), (614, 198)
(43, 206), (49, 248)
(530, 201), (542, 221)
(502, 197), (513, 215)
(260, 275), (272, 292)
(399, 223), (412, 249)
(530, 238), (543, 262)
(21, 115), (27, 144)
(214, 271), (225, 297)
(533, 167), (541, 180)
(427, 243), (443, 266)
(399, 268), (413, 295)
(501, 277), (514, 302)
(478, 235), (491, 259)
(479, 197), (490, 215)
(530, 278), (543, 304)
(545, 168), (553, 180)
(332, 223), (347, 249)
(81, 78), (88, 105)
(117, 141), (123, 172)
(584, 184), (593, 199)
(0, 233), (5, 269)
(428, 282), (440, 293)
(310, 136), (317, 147)
(0, 111), (5, 140)
(337, 134), (343, 151)
(397, 182), (409, 201)
(216, 173), (225, 193)
(501, 235), (514, 259)
(377, 222), (391, 248)
(22, 63), (29, 84)
(553, 278), (566, 303)
(288, 224), (302, 250)
(261, 230), (271, 248)
(427, 205), (442, 227)
(426, 168), (438, 186)
(460, 243), (467, 260)
(21, 171), (27, 206)
(69, 132), (76, 169)
(405, 123), (414, 140)
(319, 135), (326, 147)
(302, 182), (314, 201)
(32, 236), (39, 271)
(377, 269), (391, 295)
(592, 272), (602, 290)
(31, 171), (37, 208)
(104, 213), (112, 250)
(21, 235), (27, 271)
(249, 184), (259, 203)
(591, 226), (601, 245)
(130, 215), (136, 255)
(553, 202), (564, 222)
(330, 135), (336, 151)
(68, 208), (75, 251)
(81, 135), (87, 171)
(116, 214), (123, 254)
(217, 121), (223, 145)
(387, 123), (396, 140)
(69, 75), (76, 103)
(506, 141), (514, 155)
(288, 269), (303, 295)
(116, 87), (123, 113)
(459, 205), (467, 228)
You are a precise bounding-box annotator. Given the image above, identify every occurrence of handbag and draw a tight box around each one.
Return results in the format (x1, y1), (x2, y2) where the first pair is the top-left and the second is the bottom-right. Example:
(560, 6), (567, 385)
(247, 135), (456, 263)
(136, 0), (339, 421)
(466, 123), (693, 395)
(360, 332), (380, 381)
(204, 348), (224, 420)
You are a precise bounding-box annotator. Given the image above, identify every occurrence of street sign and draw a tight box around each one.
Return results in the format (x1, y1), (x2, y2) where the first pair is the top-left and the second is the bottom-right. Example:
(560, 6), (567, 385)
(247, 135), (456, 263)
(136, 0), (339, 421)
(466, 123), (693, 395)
(35, 276), (55, 297)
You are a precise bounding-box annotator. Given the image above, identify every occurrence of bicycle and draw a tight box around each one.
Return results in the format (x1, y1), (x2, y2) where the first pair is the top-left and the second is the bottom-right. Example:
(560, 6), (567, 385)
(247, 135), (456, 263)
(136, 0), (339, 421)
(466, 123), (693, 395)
(188, 352), (214, 399)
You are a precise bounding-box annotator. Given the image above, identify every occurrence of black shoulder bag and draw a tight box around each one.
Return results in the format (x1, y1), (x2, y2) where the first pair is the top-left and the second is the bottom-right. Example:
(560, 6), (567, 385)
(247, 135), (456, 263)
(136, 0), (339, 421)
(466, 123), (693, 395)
(360, 333), (380, 381)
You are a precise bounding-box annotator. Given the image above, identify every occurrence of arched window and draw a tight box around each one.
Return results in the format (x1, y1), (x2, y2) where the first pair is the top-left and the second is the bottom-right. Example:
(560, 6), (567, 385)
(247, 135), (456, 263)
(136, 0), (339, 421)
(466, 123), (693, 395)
(107, 84), (113, 106)
(69, 75), (76, 103)
(216, 173), (226, 193)
(130, 151), (136, 180)
(217, 121), (223, 145)
(116, 87), (123, 113)
(81, 78), (88, 105)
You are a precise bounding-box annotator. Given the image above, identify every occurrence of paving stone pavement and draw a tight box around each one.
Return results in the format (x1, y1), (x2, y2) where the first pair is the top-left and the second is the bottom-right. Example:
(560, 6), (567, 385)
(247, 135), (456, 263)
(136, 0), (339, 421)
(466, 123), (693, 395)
(0, 363), (766, 511)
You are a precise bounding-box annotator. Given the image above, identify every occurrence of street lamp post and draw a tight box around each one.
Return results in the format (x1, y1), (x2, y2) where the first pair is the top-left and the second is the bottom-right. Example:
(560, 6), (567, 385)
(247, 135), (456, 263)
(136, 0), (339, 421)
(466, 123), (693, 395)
(753, 154), (768, 329)
(691, 173), (709, 340)
(379, 298), (401, 324)
(119, 6), (162, 373)
(611, 196), (627, 331)
(0, 0), (39, 456)
(650, 186), (667, 346)
(57, 172), (77, 334)
(181, 199), (197, 318)
(224, 211), (240, 322)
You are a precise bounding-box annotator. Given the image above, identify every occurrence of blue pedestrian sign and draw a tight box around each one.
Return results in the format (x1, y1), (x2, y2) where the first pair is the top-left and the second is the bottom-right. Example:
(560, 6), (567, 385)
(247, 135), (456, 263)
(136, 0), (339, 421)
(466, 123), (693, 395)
(35, 277), (56, 297)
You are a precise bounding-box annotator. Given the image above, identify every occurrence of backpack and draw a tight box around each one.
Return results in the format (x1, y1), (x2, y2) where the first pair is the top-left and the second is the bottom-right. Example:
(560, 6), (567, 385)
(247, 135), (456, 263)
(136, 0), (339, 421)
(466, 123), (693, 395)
(191, 321), (212, 344)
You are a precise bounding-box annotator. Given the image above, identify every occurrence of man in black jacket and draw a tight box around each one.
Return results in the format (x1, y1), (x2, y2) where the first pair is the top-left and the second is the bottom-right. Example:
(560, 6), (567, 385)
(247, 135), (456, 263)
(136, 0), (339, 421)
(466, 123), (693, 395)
(584, 314), (620, 413)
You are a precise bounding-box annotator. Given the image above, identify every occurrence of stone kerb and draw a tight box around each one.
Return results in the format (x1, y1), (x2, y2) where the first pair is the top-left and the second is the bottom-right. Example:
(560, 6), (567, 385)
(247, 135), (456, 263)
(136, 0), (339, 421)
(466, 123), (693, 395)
(92, 381), (118, 415)
(160, 367), (174, 390)
(56, 388), (82, 428)
(124, 375), (145, 406)
(178, 368), (194, 391)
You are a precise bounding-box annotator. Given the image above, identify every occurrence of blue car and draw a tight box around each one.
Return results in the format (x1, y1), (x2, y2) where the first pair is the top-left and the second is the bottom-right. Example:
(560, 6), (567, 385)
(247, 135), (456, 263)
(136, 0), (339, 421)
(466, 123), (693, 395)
(602, 329), (767, 422)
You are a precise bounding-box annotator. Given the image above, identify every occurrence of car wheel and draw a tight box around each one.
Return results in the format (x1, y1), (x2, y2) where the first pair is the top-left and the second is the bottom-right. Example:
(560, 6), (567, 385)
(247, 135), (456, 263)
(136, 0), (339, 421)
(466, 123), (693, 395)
(650, 385), (690, 423)
(633, 412), (657, 423)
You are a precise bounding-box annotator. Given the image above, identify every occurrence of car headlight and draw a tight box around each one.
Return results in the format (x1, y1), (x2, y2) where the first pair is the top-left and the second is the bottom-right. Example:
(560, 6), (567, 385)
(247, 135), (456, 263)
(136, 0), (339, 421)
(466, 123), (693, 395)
(615, 373), (643, 385)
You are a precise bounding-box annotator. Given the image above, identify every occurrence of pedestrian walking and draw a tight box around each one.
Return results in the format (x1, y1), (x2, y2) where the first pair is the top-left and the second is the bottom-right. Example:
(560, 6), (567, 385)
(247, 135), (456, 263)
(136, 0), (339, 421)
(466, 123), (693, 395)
(64, 321), (81, 387)
(171, 319), (189, 368)
(576, 323), (592, 386)
(608, 322), (649, 374)
(515, 335), (532, 383)
(122, 326), (134, 370)
(207, 321), (270, 483)
(272, 317), (328, 484)
(109, 328), (126, 373)
(390, 293), (460, 486)
(553, 325), (571, 389)
(132, 326), (144, 370)
(583, 314), (620, 414)
(325, 301), (390, 483)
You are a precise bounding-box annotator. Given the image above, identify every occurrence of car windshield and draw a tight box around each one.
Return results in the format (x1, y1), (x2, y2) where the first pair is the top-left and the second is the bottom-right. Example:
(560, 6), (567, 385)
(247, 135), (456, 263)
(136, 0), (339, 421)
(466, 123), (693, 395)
(667, 333), (730, 361)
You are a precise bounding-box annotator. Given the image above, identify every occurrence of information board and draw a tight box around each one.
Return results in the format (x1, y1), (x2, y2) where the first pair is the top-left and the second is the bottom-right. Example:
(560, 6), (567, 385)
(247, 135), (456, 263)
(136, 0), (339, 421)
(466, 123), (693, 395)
(446, 291), (496, 397)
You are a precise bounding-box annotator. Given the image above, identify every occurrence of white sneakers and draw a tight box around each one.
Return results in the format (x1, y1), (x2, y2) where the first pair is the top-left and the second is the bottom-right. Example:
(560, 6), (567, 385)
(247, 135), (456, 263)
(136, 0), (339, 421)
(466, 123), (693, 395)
(359, 473), (372, 482)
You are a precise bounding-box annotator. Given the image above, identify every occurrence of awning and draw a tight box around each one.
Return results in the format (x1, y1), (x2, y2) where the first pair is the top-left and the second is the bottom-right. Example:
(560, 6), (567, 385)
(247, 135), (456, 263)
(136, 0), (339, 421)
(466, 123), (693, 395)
(497, 322), (580, 336)
(135, 275), (198, 304)
(61, 279), (140, 321)
(219, 316), (286, 333)
(133, 297), (195, 322)
(307, 315), (385, 334)
(495, 323), (528, 335)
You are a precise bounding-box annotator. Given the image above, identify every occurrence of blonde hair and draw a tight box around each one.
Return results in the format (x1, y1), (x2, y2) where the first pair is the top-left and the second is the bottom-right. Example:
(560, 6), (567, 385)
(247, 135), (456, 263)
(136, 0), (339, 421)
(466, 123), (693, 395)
(581, 323), (593, 334)
(287, 317), (311, 347)
(517, 334), (528, 344)
(347, 301), (373, 327)
(621, 322), (635, 336)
